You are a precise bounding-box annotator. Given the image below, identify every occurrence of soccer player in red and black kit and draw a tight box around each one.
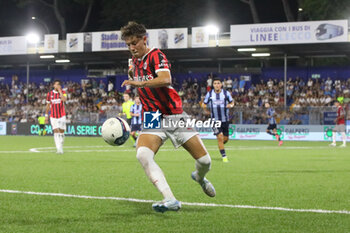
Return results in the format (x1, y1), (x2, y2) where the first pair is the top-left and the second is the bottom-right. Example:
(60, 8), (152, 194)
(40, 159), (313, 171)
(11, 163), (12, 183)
(330, 100), (347, 147)
(121, 21), (215, 213)
(45, 80), (67, 154)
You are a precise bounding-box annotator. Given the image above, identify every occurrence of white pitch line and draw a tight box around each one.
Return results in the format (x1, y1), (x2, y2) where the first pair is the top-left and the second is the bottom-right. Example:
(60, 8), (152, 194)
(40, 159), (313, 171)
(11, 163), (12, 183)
(0, 151), (35, 153)
(0, 189), (349, 215)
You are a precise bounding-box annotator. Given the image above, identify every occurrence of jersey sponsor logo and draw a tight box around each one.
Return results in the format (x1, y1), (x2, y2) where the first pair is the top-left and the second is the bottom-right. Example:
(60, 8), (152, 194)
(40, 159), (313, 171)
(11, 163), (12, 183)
(135, 74), (154, 82)
(158, 59), (167, 68)
(51, 99), (62, 104)
(213, 99), (224, 105)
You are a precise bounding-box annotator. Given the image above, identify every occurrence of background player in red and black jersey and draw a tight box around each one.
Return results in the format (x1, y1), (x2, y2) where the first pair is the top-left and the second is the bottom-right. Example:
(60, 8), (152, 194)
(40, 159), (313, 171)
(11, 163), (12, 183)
(45, 80), (67, 154)
(121, 21), (215, 213)
(330, 100), (347, 147)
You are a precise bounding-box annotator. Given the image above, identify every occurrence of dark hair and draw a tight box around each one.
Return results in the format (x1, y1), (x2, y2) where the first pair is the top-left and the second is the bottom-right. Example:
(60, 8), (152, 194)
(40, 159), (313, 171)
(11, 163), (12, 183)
(212, 77), (222, 83)
(121, 21), (147, 40)
(53, 79), (61, 85)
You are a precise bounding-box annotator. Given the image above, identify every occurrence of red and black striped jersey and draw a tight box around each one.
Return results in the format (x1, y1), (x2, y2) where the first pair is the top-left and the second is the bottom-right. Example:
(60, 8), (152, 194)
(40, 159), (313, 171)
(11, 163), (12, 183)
(131, 48), (183, 115)
(46, 90), (66, 118)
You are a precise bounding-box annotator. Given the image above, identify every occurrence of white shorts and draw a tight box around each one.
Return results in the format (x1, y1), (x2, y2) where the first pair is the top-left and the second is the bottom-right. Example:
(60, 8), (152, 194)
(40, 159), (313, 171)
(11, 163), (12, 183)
(333, 124), (345, 132)
(50, 116), (67, 131)
(139, 112), (198, 148)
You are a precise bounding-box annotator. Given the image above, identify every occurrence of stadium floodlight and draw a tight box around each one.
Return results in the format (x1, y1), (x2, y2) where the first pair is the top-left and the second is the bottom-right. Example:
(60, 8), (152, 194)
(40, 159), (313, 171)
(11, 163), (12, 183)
(31, 16), (36, 20)
(237, 48), (256, 52)
(40, 55), (55, 59)
(298, 8), (303, 12)
(251, 53), (270, 57)
(26, 32), (40, 44)
(55, 59), (70, 63)
(205, 24), (219, 46)
(205, 24), (219, 34)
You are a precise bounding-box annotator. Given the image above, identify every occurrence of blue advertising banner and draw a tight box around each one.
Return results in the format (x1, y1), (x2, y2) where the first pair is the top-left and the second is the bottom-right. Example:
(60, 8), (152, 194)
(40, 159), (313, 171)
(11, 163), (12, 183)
(323, 112), (337, 125)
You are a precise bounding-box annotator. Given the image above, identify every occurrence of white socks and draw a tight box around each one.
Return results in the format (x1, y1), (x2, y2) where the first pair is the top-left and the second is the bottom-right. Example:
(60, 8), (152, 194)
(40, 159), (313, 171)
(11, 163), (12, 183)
(136, 146), (175, 201)
(194, 154), (211, 182)
(333, 132), (347, 145)
(54, 133), (60, 151)
(54, 133), (65, 152)
(341, 132), (346, 145)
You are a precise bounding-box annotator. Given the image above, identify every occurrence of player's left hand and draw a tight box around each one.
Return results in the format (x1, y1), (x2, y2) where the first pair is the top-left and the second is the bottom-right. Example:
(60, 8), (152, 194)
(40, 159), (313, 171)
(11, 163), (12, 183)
(128, 69), (134, 80)
(121, 80), (144, 88)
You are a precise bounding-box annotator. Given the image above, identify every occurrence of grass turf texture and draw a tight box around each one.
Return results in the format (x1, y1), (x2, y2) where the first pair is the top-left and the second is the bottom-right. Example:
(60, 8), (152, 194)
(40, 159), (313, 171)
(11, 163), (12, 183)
(0, 136), (349, 233)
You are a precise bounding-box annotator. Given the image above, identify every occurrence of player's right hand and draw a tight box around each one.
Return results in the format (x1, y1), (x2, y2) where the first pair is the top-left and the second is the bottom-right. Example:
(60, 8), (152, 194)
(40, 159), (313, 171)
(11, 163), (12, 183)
(45, 117), (49, 124)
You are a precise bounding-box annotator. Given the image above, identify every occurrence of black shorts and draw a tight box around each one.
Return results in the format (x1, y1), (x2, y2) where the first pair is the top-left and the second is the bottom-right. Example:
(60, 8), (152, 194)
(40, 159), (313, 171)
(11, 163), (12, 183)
(126, 118), (132, 127)
(267, 124), (277, 130)
(213, 121), (229, 137)
(39, 124), (45, 130)
(131, 124), (142, 132)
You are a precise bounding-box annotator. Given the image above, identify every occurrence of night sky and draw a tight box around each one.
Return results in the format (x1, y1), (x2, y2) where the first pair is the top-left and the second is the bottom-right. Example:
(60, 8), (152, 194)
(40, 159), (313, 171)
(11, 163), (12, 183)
(0, 0), (298, 37)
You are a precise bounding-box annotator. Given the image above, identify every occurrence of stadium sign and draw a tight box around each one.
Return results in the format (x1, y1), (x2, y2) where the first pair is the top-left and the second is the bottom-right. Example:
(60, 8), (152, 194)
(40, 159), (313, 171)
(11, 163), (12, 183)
(66, 33), (84, 52)
(43, 34), (59, 53)
(230, 20), (348, 46)
(92, 31), (127, 51)
(0, 36), (27, 55)
(10, 123), (102, 136)
(323, 125), (350, 141)
(0, 122), (6, 135)
(323, 111), (337, 125)
(191, 26), (210, 48)
(91, 28), (188, 52)
(6, 123), (350, 142)
(147, 28), (188, 49)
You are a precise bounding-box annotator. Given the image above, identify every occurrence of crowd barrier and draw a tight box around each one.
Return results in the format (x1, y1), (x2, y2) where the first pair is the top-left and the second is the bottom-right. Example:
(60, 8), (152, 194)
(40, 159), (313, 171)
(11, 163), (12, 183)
(1, 122), (349, 142)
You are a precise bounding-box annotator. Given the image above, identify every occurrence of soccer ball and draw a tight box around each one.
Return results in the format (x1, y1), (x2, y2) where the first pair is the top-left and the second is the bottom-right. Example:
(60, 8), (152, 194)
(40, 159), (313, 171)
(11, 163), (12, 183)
(101, 117), (130, 146)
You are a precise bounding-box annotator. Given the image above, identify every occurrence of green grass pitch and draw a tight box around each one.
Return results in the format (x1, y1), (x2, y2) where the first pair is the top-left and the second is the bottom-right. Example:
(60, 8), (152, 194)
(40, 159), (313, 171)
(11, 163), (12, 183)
(0, 135), (349, 233)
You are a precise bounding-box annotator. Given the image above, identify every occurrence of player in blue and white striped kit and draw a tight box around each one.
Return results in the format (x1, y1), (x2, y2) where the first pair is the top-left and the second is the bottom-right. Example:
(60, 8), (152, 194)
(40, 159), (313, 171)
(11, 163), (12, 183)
(265, 102), (283, 146)
(130, 96), (143, 147)
(203, 77), (234, 162)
